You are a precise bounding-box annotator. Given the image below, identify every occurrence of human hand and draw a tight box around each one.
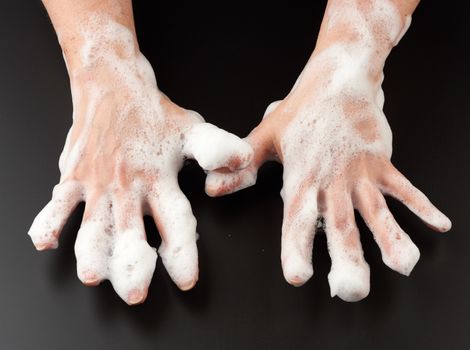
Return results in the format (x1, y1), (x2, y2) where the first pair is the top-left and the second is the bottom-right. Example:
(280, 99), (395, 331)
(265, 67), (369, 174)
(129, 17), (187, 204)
(28, 17), (252, 305)
(206, 47), (451, 302)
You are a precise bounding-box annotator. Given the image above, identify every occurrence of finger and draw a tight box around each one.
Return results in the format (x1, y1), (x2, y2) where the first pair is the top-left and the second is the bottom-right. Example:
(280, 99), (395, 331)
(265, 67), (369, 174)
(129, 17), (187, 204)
(205, 165), (257, 197)
(147, 179), (199, 291)
(107, 195), (157, 305)
(380, 164), (451, 232)
(74, 196), (114, 287)
(205, 121), (275, 197)
(183, 122), (253, 171)
(323, 188), (370, 302)
(28, 181), (83, 250)
(280, 174), (318, 287)
(354, 182), (420, 276)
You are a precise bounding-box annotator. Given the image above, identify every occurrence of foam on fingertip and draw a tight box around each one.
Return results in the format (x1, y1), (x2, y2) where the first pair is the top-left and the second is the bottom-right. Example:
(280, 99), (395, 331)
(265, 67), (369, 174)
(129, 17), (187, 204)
(158, 241), (199, 291)
(382, 238), (420, 276)
(28, 182), (83, 250)
(375, 206), (422, 276)
(108, 229), (158, 304)
(416, 206), (452, 233)
(324, 217), (370, 302)
(282, 254), (314, 287)
(328, 261), (370, 302)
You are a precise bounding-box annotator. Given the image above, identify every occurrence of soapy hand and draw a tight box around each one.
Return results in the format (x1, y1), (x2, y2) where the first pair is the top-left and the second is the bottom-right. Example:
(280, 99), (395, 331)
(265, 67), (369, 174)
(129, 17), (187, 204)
(28, 18), (252, 305)
(206, 50), (451, 302)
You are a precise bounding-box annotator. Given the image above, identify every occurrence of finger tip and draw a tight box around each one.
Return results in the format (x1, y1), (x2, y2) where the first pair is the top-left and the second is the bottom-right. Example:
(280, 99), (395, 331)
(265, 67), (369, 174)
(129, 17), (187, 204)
(332, 288), (369, 302)
(385, 245), (420, 277)
(328, 264), (370, 302)
(81, 272), (103, 287)
(204, 184), (223, 197)
(439, 216), (452, 232)
(286, 276), (309, 287)
(35, 241), (58, 251)
(282, 257), (313, 287)
(174, 267), (199, 291)
(404, 245), (420, 276)
(178, 276), (198, 291)
(403, 253), (419, 276)
(204, 178), (234, 197)
(127, 288), (148, 306)
(423, 210), (452, 233)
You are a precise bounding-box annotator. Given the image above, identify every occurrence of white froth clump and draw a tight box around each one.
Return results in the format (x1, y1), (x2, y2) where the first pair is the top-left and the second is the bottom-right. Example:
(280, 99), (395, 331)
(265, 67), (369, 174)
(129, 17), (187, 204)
(328, 259), (370, 302)
(108, 229), (158, 302)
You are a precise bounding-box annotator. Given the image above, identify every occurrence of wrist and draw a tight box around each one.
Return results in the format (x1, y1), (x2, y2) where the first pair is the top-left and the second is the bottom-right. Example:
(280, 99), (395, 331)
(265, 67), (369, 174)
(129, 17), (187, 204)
(300, 0), (412, 87)
(290, 45), (381, 103)
(61, 19), (140, 77)
(312, 42), (385, 85)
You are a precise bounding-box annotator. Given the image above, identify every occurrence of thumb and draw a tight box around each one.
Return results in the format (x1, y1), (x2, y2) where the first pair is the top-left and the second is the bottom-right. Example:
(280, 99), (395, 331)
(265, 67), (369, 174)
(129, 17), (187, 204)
(183, 122), (253, 172)
(205, 121), (275, 197)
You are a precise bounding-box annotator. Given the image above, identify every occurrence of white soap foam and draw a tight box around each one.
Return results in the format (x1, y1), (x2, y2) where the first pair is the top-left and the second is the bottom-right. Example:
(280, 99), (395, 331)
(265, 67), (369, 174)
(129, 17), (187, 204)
(28, 181), (84, 249)
(108, 228), (158, 302)
(28, 15), (252, 304)
(325, 222), (370, 301)
(277, 0), (419, 301)
(373, 205), (421, 276)
(183, 122), (253, 171)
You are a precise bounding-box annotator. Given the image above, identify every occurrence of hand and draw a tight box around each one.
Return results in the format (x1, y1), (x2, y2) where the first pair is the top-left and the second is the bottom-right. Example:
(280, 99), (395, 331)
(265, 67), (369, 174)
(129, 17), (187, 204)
(28, 18), (252, 305)
(206, 49), (451, 302)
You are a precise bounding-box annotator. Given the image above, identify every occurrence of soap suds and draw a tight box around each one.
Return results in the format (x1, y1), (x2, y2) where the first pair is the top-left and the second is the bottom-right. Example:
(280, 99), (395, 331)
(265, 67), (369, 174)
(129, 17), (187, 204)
(28, 15), (252, 304)
(275, 0), (429, 302)
(207, 0), (450, 303)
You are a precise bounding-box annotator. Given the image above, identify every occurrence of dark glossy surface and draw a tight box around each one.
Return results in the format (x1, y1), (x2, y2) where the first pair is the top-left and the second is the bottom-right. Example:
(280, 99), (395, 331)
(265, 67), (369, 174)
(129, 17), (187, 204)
(0, 1), (469, 349)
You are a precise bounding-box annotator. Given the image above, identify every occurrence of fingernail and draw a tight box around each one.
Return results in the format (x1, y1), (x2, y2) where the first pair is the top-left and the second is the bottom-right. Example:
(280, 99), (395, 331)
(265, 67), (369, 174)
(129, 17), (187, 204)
(35, 242), (56, 251)
(82, 272), (101, 286)
(287, 275), (308, 287)
(128, 288), (147, 305)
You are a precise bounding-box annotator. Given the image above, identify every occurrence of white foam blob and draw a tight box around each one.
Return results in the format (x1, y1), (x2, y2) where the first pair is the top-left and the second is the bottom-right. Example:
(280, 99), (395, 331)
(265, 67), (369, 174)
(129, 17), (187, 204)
(328, 261), (370, 302)
(108, 229), (158, 301)
(184, 123), (253, 171)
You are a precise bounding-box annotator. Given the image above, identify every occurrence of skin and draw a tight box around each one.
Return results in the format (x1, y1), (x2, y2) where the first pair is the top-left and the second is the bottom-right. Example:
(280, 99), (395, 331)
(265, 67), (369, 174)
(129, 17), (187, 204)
(29, 0), (253, 305)
(207, 0), (452, 301)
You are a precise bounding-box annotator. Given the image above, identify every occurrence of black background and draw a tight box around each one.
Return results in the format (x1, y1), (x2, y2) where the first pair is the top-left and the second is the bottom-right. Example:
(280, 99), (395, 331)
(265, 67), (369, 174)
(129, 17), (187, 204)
(0, 1), (469, 349)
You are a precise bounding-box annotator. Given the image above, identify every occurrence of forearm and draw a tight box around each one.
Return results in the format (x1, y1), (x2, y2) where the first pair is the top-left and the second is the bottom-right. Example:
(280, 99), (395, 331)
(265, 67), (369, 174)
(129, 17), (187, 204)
(42, 0), (139, 74)
(294, 0), (419, 94)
